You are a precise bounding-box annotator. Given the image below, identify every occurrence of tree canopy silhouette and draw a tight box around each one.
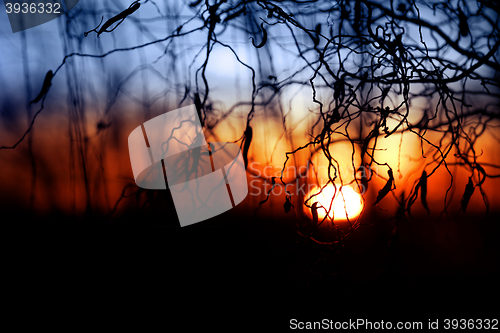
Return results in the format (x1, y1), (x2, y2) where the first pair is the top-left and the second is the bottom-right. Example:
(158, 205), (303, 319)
(0, 0), (498, 244)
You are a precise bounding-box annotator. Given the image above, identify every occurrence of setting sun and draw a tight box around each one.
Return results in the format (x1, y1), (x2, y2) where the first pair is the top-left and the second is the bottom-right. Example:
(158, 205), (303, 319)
(307, 184), (364, 221)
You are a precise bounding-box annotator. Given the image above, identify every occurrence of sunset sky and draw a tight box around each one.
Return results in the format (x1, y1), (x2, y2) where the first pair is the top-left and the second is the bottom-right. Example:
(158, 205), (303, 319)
(1, 0), (499, 326)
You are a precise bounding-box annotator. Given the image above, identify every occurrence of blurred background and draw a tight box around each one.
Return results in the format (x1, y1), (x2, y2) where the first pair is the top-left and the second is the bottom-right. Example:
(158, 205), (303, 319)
(1, 0), (499, 325)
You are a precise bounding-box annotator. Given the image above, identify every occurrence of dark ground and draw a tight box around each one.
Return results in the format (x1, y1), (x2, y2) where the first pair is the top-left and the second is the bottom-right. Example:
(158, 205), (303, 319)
(5, 205), (499, 330)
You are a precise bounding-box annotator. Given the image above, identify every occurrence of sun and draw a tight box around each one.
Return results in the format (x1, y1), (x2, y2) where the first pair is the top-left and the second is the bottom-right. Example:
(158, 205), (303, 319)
(306, 184), (364, 221)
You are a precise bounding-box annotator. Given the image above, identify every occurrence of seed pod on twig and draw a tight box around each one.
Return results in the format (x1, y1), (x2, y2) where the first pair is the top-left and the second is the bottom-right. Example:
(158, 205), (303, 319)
(313, 23), (321, 46)
(311, 202), (319, 228)
(242, 125), (253, 169)
(30, 70), (53, 105)
(354, 1), (361, 31)
(284, 196), (293, 213)
(420, 170), (429, 214)
(460, 177), (475, 212)
(194, 93), (204, 127)
(84, 1), (140, 37)
(373, 169), (394, 206)
(458, 7), (469, 37)
(334, 76), (345, 101)
(250, 23), (267, 48)
(476, 164), (486, 186)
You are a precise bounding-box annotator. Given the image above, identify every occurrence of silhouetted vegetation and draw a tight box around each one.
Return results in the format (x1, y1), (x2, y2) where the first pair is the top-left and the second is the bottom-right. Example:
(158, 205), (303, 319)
(1, 0), (499, 238)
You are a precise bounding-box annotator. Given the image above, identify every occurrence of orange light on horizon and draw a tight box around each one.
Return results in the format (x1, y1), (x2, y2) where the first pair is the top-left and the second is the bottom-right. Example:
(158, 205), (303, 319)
(306, 184), (364, 222)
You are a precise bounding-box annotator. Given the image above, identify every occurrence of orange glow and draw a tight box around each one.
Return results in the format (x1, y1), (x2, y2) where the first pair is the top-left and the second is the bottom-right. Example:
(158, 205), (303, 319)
(307, 184), (364, 221)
